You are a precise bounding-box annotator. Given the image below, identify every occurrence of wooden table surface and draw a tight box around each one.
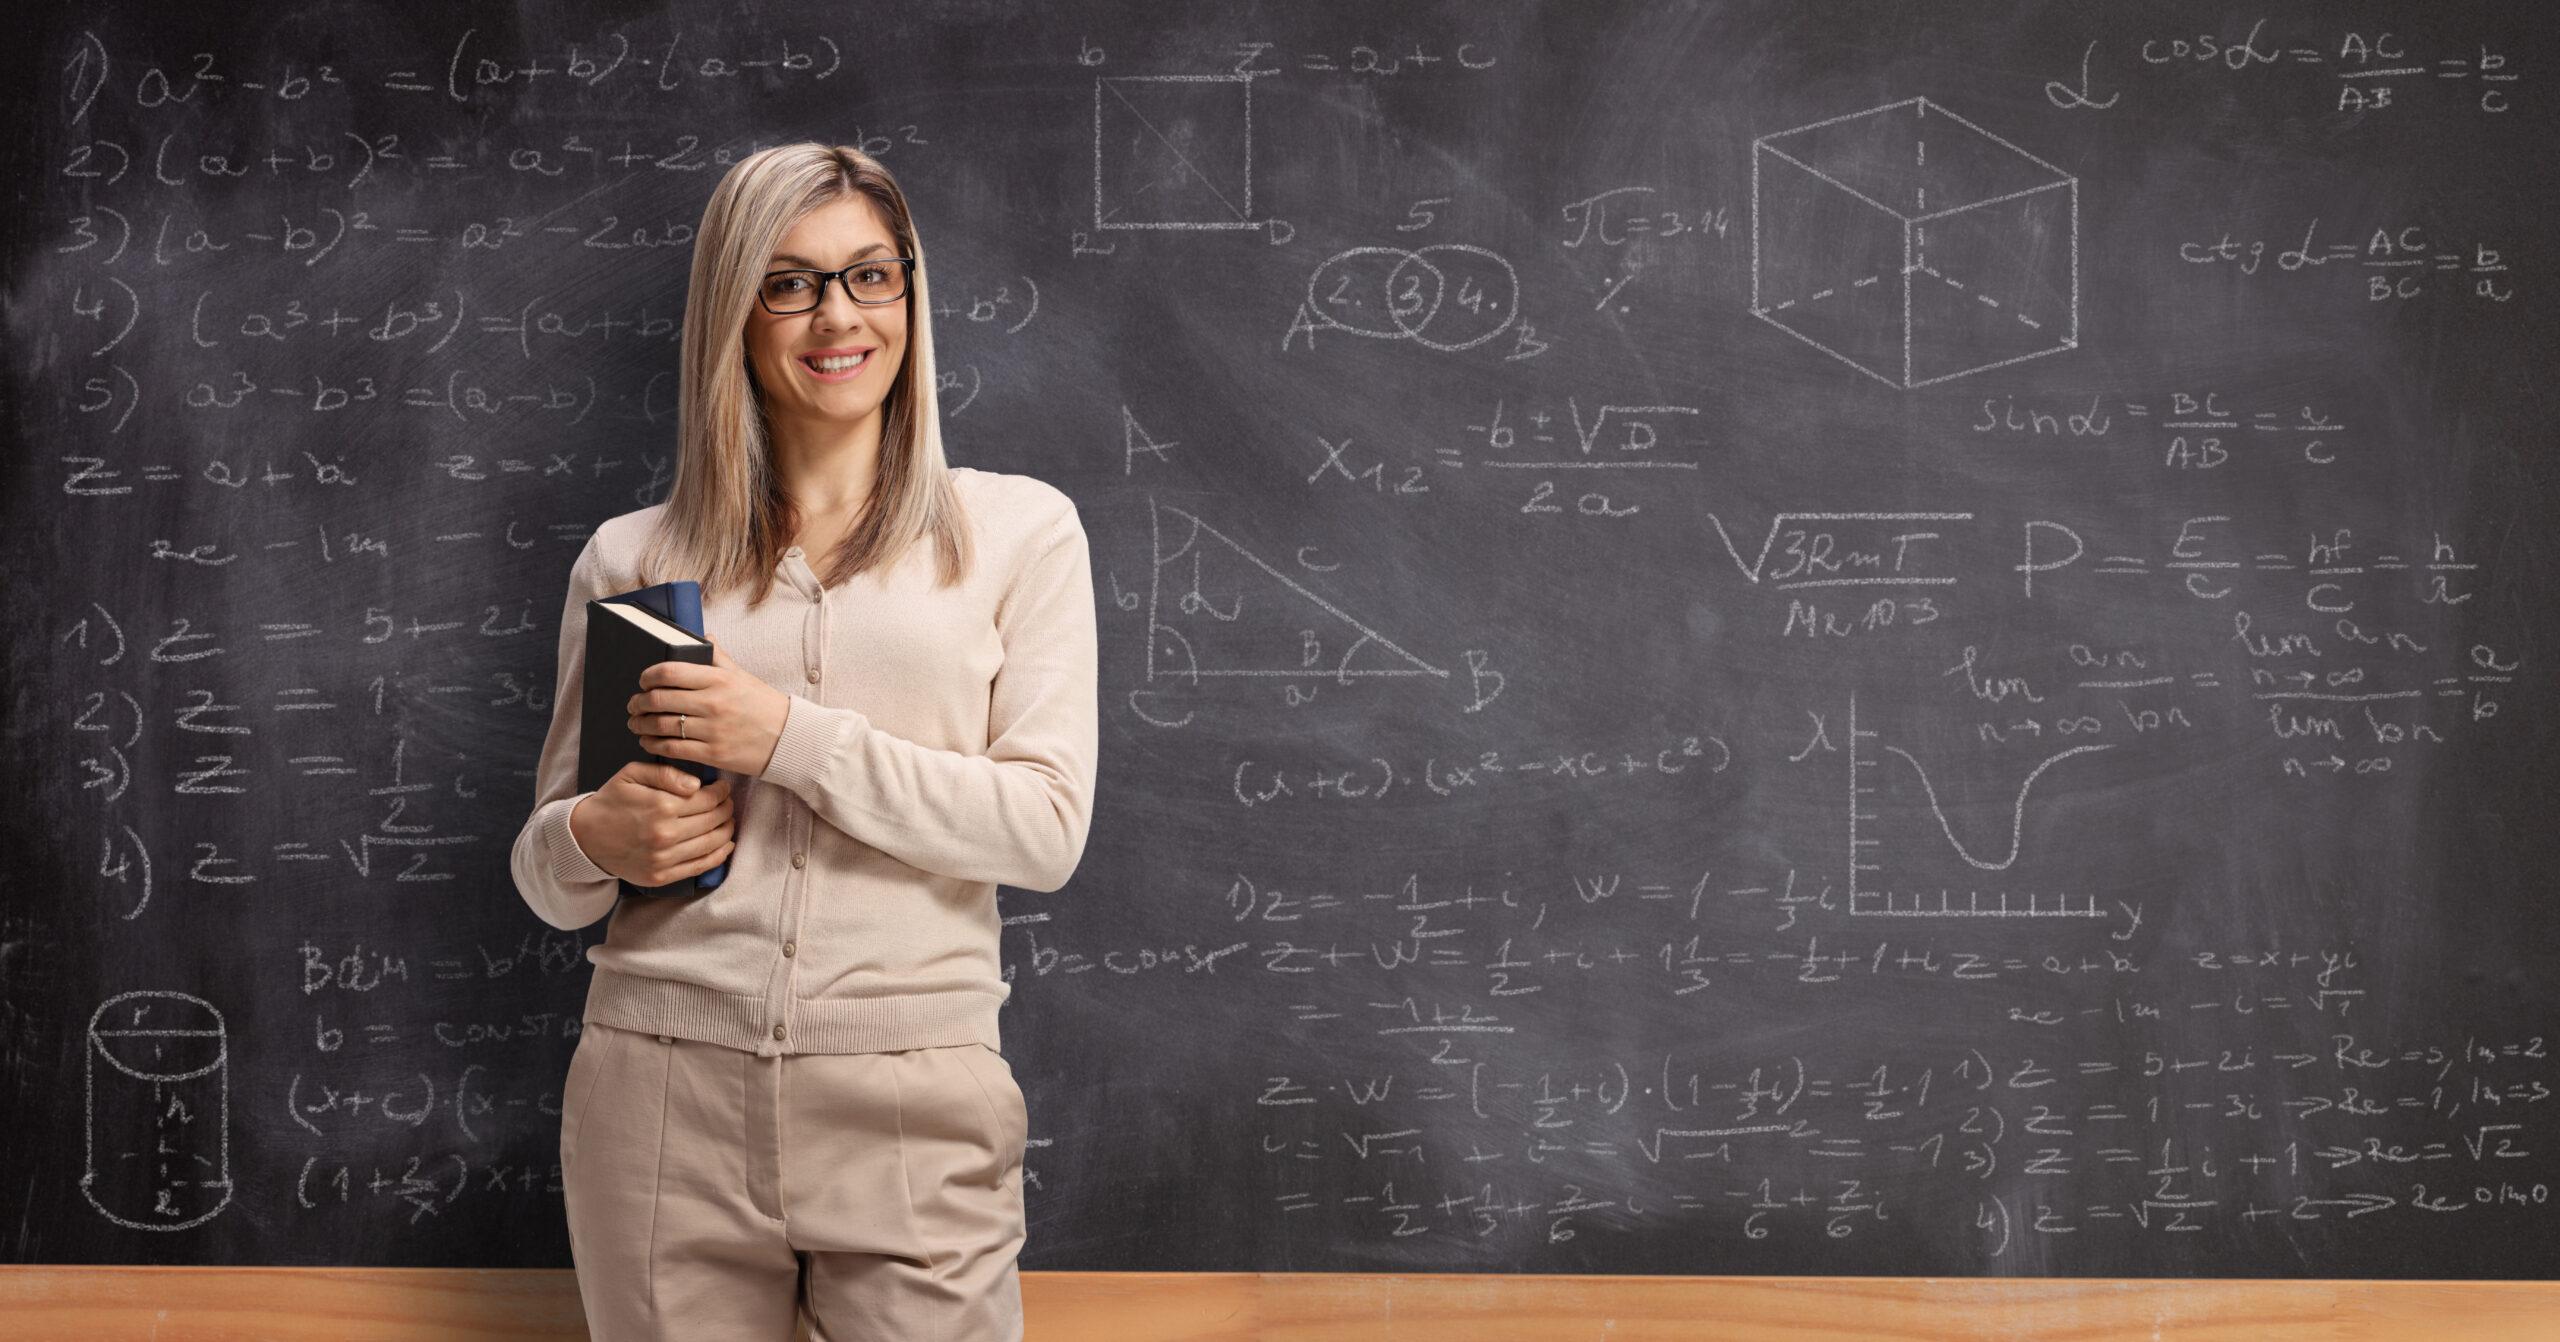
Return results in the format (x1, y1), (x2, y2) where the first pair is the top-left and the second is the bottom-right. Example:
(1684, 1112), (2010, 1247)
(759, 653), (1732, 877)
(4, 1269), (2558, 1339)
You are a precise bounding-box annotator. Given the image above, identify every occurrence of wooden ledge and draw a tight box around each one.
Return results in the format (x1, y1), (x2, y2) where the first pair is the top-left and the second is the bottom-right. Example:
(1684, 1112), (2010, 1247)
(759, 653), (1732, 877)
(2, 1268), (2556, 1339)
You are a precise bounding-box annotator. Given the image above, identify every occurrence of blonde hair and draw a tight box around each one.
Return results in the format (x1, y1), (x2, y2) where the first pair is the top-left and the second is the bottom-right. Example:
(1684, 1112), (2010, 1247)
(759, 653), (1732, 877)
(639, 143), (971, 604)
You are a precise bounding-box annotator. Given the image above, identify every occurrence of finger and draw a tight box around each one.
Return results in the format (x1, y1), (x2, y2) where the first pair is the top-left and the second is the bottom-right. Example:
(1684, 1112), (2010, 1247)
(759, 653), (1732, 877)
(675, 837), (737, 881)
(654, 765), (731, 810)
(659, 804), (732, 847)
(662, 821), (735, 866)
(643, 832), (731, 887)
(631, 762), (703, 795)
(670, 777), (734, 818)
(630, 709), (693, 737)
(639, 661), (715, 691)
(627, 687), (701, 717)
(642, 736), (705, 769)
(613, 759), (686, 792)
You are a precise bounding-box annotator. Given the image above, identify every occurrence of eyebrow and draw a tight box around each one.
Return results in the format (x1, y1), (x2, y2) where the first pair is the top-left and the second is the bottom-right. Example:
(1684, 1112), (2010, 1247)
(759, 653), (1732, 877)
(768, 243), (895, 267)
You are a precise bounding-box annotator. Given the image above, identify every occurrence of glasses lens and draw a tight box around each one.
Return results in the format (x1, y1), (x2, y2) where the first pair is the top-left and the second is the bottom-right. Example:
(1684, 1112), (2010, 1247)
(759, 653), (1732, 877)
(848, 262), (906, 303)
(762, 272), (818, 313)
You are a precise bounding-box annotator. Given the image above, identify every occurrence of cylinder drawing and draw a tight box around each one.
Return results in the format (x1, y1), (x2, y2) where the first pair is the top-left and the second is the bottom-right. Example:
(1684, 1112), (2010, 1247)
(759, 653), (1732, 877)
(83, 990), (233, 1231)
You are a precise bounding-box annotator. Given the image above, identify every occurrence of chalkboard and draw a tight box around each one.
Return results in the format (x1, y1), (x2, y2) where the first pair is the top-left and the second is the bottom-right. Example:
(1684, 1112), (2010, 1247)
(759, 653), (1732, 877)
(5, 0), (2555, 1279)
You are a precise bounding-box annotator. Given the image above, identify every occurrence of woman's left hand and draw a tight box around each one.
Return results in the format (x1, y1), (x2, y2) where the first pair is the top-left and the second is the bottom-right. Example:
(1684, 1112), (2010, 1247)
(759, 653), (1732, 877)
(628, 643), (795, 777)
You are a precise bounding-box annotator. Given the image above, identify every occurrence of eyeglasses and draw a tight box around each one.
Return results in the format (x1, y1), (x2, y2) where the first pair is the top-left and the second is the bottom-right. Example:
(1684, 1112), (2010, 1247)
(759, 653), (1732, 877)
(757, 257), (914, 314)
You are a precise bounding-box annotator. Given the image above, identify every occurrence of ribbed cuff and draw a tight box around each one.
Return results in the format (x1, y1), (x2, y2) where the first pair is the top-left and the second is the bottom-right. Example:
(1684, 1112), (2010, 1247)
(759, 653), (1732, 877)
(760, 695), (865, 800)
(542, 793), (613, 885)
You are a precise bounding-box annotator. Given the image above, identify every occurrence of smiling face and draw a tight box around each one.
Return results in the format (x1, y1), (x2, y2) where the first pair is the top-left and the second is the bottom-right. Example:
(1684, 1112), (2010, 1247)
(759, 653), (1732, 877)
(742, 193), (911, 450)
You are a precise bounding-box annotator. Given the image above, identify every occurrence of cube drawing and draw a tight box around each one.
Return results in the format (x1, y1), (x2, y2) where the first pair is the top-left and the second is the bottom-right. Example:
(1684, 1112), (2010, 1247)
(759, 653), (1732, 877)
(1751, 97), (2078, 388)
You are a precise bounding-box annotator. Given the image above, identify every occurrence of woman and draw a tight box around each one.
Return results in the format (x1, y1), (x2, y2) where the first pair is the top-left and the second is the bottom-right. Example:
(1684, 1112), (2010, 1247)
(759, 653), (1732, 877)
(508, 142), (1097, 1341)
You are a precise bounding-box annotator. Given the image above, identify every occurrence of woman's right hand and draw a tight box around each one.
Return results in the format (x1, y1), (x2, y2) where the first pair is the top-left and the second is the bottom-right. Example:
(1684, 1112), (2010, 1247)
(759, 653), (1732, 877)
(566, 762), (736, 887)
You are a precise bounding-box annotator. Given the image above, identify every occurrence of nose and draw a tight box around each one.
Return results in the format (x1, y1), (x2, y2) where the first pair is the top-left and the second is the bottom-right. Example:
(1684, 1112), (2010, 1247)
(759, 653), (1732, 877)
(809, 274), (866, 329)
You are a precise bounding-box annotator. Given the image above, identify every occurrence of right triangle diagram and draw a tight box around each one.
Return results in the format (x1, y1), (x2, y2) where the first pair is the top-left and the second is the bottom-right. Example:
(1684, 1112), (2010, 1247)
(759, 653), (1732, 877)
(1145, 497), (1446, 685)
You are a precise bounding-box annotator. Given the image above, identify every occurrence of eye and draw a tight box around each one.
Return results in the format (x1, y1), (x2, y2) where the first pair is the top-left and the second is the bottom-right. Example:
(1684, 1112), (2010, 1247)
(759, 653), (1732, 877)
(764, 272), (810, 292)
(852, 265), (888, 285)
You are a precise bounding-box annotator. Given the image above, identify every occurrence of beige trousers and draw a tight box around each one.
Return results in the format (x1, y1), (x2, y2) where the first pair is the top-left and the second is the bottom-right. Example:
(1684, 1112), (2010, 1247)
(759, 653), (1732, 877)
(560, 1021), (1027, 1341)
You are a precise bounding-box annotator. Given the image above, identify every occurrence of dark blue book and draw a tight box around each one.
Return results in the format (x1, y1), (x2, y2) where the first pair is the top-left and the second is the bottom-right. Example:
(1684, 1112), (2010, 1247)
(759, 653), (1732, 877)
(603, 580), (703, 641)
(588, 580), (729, 892)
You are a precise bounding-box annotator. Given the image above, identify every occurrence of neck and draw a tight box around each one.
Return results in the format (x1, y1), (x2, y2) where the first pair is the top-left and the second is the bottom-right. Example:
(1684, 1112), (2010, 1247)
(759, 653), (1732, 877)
(768, 405), (884, 524)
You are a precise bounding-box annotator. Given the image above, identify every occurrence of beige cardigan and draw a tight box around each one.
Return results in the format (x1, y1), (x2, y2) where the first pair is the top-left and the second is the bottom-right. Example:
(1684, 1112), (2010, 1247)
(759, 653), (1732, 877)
(508, 467), (1096, 1057)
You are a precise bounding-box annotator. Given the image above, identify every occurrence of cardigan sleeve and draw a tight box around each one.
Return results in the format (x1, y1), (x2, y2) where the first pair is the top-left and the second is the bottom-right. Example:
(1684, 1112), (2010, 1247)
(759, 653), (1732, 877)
(756, 496), (1099, 891)
(508, 534), (622, 930)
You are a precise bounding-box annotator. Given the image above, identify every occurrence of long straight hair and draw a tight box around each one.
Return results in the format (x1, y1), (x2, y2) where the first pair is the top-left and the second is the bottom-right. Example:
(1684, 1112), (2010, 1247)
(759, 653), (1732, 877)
(639, 143), (971, 605)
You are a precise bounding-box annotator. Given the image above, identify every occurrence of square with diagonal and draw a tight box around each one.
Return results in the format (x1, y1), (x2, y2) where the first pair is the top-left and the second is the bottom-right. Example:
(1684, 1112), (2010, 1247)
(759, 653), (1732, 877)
(1095, 75), (1255, 230)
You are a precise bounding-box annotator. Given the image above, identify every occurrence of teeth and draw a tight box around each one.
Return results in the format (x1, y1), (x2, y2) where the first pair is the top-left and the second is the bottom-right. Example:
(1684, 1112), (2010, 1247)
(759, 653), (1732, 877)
(807, 353), (866, 373)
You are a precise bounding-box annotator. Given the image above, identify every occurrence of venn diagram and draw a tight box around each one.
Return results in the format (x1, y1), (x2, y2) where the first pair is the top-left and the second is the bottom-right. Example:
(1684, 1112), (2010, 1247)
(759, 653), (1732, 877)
(1303, 244), (1521, 352)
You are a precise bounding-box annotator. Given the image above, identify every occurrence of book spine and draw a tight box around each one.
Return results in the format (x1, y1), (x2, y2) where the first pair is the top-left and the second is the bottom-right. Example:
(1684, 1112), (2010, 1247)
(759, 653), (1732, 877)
(669, 585), (726, 890)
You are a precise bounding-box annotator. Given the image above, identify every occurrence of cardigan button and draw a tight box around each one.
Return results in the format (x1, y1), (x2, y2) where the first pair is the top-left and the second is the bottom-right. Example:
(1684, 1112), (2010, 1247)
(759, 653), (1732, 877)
(772, 1024), (787, 1041)
(806, 666), (821, 683)
(791, 852), (807, 869)
(782, 940), (797, 957)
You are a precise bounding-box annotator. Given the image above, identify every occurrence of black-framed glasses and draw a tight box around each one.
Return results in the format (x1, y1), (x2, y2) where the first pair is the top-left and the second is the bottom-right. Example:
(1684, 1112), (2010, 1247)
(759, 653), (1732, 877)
(757, 257), (914, 314)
